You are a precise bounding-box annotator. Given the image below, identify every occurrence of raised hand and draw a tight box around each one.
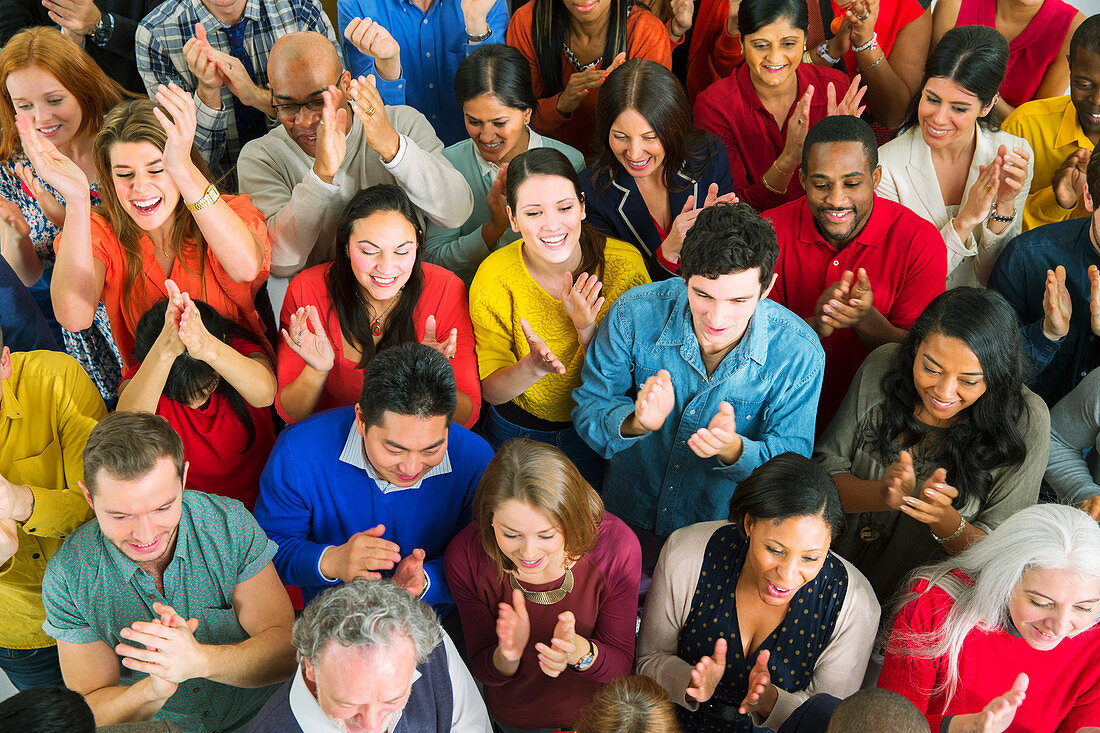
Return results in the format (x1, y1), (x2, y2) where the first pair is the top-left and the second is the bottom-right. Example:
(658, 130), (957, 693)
(1041, 265), (1071, 342)
(0, 197), (30, 237)
(15, 115), (89, 203)
(670, 0), (694, 37)
(116, 603), (205, 685)
(182, 24), (223, 108)
(152, 83), (199, 179)
(827, 74), (867, 118)
(206, 48), (266, 109)
(739, 649), (773, 715)
(688, 401), (741, 464)
(487, 163), (509, 230)
(313, 87), (348, 185)
(778, 86), (814, 166)
(995, 144), (1030, 210)
(957, 157), (1001, 234)
(535, 611), (577, 678)
(15, 161), (64, 229)
(818, 269), (874, 332)
(949, 673), (1028, 733)
(881, 449), (917, 510)
(556, 52), (626, 116)
(343, 18), (401, 80)
(155, 281), (186, 360)
(1079, 495), (1100, 521)
(633, 369), (675, 432)
(393, 548), (426, 597)
(560, 271), (605, 346)
(899, 467), (960, 530)
(1053, 148), (1090, 210)
(686, 638), (727, 703)
(421, 314), (458, 359)
(176, 292), (218, 363)
(281, 305), (336, 373)
(42, 0), (102, 38)
(347, 75), (400, 162)
(496, 589), (531, 663)
(842, 0), (879, 48)
(319, 524), (403, 582)
(460, 0), (496, 36)
(520, 318), (566, 378)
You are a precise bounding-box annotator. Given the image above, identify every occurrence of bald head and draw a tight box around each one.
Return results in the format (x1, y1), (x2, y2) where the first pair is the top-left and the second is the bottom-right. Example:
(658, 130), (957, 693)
(268, 31), (343, 86)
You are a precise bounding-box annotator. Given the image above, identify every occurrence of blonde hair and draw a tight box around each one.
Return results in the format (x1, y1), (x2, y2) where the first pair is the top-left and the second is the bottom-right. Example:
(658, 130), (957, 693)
(92, 98), (214, 322)
(574, 675), (683, 733)
(472, 439), (604, 577)
(0, 27), (127, 161)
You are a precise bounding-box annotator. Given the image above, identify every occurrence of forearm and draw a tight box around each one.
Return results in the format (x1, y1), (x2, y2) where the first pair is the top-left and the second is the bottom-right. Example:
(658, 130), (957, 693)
(857, 53), (914, 129)
(52, 197), (99, 331)
(481, 361), (542, 405)
(83, 677), (171, 725)
(454, 389), (474, 426)
(174, 166), (264, 282)
(276, 367), (329, 423)
(939, 520), (984, 554)
(205, 342), (275, 407)
(0, 227), (42, 286)
(491, 645), (520, 676)
(833, 472), (891, 512)
(116, 354), (174, 413)
(853, 308), (907, 351)
(200, 626), (296, 688)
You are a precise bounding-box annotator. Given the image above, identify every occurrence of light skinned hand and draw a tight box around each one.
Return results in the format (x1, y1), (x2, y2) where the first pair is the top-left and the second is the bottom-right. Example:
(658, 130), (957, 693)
(343, 17), (401, 62)
(183, 23), (223, 96)
(633, 369), (675, 432)
(392, 548), (426, 597)
(152, 83), (199, 179)
(15, 115), (89, 202)
(520, 318), (566, 377)
(842, 0), (878, 47)
(670, 0), (694, 36)
(347, 75), (400, 161)
(819, 269), (874, 331)
(14, 161), (64, 229)
(688, 401), (741, 464)
(116, 602), (206, 684)
(686, 637), (726, 703)
(738, 649), (772, 714)
(321, 524), (403, 582)
(176, 292), (218, 363)
(826, 74), (867, 118)
(958, 157), (1001, 232)
(43, 0), (102, 37)
(155, 281), (186, 360)
(460, 0), (496, 34)
(421, 314), (458, 359)
(1078, 495), (1100, 521)
(1041, 265), (1071, 342)
(496, 589), (531, 663)
(0, 518), (17, 567)
(535, 611), (576, 678)
(994, 144), (1030, 208)
(560, 271), (605, 344)
(881, 449), (917, 510)
(948, 673), (1027, 733)
(281, 305), (336, 373)
(0, 197), (30, 237)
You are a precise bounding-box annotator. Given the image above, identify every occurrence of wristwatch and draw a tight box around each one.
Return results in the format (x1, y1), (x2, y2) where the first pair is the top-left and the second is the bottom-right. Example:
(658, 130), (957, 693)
(816, 42), (841, 66)
(185, 184), (221, 212)
(466, 27), (493, 43)
(90, 12), (115, 46)
(569, 637), (596, 672)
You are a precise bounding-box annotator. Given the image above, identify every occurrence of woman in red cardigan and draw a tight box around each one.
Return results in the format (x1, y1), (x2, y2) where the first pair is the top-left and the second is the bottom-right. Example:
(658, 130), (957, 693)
(880, 503), (1100, 732)
(507, 0), (672, 157)
(445, 439), (641, 732)
(275, 184), (479, 427)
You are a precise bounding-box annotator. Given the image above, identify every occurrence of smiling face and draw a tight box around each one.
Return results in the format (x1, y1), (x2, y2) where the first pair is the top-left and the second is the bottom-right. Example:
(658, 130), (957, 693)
(6, 64), (84, 155)
(742, 18), (805, 90)
(802, 141), (880, 248)
(492, 499), (568, 584)
(686, 270), (774, 355)
(346, 210), (418, 307)
(608, 108), (666, 181)
(1008, 567), (1100, 651)
(109, 141), (181, 238)
(911, 332), (988, 427)
(561, 0), (610, 24)
(463, 93), (531, 165)
(916, 77), (993, 151)
(1070, 47), (1100, 141)
(742, 514), (832, 607)
(82, 456), (186, 567)
(356, 407), (449, 488)
(507, 173), (585, 270)
(305, 638), (416, 733)
(270, 64), (347, 159)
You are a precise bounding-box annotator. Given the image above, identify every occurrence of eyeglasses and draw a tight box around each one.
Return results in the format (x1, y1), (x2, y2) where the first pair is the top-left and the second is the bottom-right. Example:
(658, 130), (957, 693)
(270, 97), (326, 120)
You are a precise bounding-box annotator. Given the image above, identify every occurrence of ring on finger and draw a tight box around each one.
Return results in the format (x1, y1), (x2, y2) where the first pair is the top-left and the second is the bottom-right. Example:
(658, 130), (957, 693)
(366, 106), (377, 116)
(984, 183), (992, 192)
(857, 12), (869, 19)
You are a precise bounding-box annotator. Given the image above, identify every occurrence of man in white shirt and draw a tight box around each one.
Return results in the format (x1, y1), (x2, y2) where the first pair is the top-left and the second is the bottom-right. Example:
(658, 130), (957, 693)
(247, 579), (491, 733)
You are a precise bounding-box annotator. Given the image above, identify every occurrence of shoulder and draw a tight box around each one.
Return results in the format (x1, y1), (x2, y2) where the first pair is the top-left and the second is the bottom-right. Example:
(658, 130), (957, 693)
(287, 263), (331, 295)
(446, 423), (494, 466)
(182, 490), (252, 530)
(1019, 386), (1052, 436)
(471, 241), (522, 285)
(46, 519), (101, 579)
(444, 521), (487, 572)
(138, 0), (186, 31)
(983, 126), (1031, 155)
(385, 104), (436, 134)
(11, 349), (91, 385)
(833, 553), (879, 617)
(238, 126), (297, 165)
(864, 342), (902, 376)
(510, 0), (535, 24)
(1010, 217), (1088, 254)
(603, 237), (648, 268)
(695, 73), (742, 109)
(421, 262), (466, 295)
(442, 139), (476, 169)
(277, 406), (356, 452)
(875, 196), (942, 236)
(1004, 95), (1070, 130)
(757, 300), (825, 356)
(763, 196), (805, 227)
(543, 137), (586, 171)
(878, 126), (921, 163)
(627, 5), (667, 34)
(615, 277), (682, 305)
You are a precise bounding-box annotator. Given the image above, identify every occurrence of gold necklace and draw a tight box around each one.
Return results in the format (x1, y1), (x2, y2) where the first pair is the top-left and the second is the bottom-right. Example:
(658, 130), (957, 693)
(509, 567), (574, 605)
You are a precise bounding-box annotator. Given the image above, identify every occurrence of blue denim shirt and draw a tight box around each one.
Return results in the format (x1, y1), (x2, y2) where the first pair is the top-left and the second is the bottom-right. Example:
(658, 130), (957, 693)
(989, 216), (1100, 405)
(573, 279), (825, 536)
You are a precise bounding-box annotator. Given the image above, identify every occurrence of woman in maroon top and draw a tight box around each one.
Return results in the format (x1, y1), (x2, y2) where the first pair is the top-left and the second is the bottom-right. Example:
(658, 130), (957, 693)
(117, 286), (276, 509)
(444, 439), (641, 732)
(933, 0), (1084, 118)
(694, 0), (865, 211)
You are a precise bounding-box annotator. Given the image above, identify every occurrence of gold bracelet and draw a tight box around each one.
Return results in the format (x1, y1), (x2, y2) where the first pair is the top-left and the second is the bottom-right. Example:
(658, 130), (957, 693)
(762, 173), (787, 195)
(772, 160), (791, 177)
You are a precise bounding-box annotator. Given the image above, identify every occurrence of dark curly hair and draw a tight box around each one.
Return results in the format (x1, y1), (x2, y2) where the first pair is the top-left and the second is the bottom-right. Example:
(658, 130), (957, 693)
(679, 202), (778, 288)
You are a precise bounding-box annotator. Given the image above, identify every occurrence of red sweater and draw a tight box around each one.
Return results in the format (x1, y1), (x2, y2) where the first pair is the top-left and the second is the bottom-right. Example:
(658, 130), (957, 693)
(444, 514), (641, 730)
(880, 575), (1100, 731)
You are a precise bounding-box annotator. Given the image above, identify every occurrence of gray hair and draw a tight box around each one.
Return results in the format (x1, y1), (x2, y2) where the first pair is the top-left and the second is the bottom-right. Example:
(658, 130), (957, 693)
(888, 504), (1100, 705)
(292, 580), (443, 666)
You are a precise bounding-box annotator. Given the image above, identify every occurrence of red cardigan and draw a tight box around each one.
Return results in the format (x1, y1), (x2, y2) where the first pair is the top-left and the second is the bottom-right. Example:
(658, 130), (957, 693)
(880, 574), (1100, 731)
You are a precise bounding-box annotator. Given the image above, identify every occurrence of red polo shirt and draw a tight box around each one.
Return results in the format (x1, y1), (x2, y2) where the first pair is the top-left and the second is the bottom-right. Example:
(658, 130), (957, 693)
(765, 195), (946, 430)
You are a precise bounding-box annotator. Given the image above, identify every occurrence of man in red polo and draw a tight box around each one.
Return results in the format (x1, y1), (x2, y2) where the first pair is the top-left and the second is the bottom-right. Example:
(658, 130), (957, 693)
(764, 116), (947, 430)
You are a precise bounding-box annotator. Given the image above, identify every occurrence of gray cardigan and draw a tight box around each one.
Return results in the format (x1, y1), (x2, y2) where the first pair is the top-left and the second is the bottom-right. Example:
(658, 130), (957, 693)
(1046, 366), (1100, 505)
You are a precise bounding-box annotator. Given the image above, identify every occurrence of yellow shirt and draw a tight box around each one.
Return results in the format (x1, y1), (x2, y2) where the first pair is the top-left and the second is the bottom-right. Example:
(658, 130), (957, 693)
(469, 238), (650, 422)
(1002, 95), (1095, 232)
(0, 350), (105, 648)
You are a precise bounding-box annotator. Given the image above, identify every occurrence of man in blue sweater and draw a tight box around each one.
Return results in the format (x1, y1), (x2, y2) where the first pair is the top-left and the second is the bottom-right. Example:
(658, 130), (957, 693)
(254, 343), (493, 615)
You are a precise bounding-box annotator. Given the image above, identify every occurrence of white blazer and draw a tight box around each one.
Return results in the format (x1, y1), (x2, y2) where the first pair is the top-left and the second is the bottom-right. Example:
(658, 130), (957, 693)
(876, 125), (1033, 289)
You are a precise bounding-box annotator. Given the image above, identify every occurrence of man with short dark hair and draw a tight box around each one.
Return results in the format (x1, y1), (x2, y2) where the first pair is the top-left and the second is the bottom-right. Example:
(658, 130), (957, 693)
(41, 411), (296, 730)
(826, 689), (926, 732)
(573, 203), (824, 568)
(254, 342), (493, 614)
(764, 115), (946, 429)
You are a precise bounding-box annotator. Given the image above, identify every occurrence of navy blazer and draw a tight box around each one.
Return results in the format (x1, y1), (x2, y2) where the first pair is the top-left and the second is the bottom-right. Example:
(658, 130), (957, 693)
(580, 134), (734, 280)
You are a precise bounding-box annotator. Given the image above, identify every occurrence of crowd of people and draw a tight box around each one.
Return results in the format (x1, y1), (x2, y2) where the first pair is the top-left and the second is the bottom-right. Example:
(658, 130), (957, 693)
(2, 0), (1100, 730)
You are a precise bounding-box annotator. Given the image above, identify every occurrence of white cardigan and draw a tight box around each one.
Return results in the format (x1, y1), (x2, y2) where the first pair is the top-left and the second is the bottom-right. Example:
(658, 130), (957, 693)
(876, 125), (1033, 289)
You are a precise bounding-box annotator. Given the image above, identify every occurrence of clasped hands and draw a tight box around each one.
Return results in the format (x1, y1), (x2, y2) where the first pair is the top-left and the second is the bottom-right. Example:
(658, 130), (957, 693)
(183, 23), (268, 112)
(881, 450), (962, 536)
(1041, 264), (1100, 343)
(495, 589), (590, 678)
(686, 640), (777, 718)
(319, 523), (427, 597)
(115, 602), (206, 700)
(810, 268), (873, 338)
(628, 369), (743, 465)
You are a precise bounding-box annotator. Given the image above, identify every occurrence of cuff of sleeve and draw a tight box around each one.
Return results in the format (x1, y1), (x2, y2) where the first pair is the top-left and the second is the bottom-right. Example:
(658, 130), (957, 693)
(1030, 187), (1077, 222)
(373, 74), (406, 102)
(42, 619), (100, 644)
(608, 406), (652, 452)
(417, 569), (431, 600)
(665, 20), (687, 46)
(1023, 319), (1063, 354)
(316, 546), (341, 584)
(712, 438), (759, 483)
(239, 539), (278, 583)
(940, 716), (954, 733)
(655, 245), (680, 274)
(305, 168), (341, 192)
(23, 485), (87, 538)
(1063, 484), (1100, 507)
(195, 94), (228, 126)
(381, 134), (408, 169)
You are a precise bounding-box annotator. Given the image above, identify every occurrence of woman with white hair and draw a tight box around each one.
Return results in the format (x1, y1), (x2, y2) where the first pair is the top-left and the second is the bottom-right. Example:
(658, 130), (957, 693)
(879, 503), (1100, 731)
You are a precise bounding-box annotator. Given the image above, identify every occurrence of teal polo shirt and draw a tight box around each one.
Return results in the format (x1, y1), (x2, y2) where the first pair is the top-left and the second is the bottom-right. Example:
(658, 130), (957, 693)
(42, 490), (280, 732)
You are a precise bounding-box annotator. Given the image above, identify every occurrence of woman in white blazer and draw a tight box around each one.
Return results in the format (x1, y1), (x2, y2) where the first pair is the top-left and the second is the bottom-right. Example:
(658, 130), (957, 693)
(877, 26), (1032, 289)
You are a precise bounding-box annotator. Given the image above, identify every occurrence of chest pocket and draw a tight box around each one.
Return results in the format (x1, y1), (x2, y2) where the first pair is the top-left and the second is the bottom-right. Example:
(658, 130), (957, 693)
(728, 398), (765, 437)
(7, 439), (63, 488)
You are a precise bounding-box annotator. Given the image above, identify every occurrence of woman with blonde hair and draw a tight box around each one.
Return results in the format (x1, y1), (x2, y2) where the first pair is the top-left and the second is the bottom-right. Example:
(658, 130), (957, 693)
(444, 438), (641, 732)
(0, 27), (128, 401)
(19, 83), (271, 370)
(880, 503), (1100, 731)
(574, 674), (683, 733)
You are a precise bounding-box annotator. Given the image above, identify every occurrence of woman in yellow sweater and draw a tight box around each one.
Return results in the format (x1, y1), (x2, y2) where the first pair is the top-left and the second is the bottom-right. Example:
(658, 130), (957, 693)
(470, 148), (650, 486)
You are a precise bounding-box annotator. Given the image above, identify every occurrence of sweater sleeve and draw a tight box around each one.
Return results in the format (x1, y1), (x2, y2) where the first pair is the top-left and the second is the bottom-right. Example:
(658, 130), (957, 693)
(1046, 369), (1100, 505)
(578, 518), (641, 683)
(468, 257), (520, 379)
(878, 582), (951, 731)
(388, 109), (474, 228)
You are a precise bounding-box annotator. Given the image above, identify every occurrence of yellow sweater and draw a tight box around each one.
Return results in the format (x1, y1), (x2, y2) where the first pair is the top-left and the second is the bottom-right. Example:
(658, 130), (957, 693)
(470, 237), (650, 422)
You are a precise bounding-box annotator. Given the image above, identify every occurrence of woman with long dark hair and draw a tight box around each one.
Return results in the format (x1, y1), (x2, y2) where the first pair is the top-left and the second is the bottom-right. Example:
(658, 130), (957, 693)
(507, 0), (672, 156)
(815, 287), (1050, 602)
(276, 184), (479, 427)
(118, 285), (276, 509)
(469, 147), (649, 482)
(581, 59), (735, 280)
(637, 453), (879, 732)
(877, 25), (1033, 288)
(424, 43), (585, 285)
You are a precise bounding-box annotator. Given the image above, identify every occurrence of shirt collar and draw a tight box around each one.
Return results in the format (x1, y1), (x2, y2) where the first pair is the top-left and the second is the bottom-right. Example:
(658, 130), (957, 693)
(1056, 96), (1093, 151)
(338, 423), (453, 493)
(474, 127), (544, 180)
(100, 494), (192, 581)
(0, 378), (23, 421)
(795, 194), (886, 249)
(289, 662), (419, 732)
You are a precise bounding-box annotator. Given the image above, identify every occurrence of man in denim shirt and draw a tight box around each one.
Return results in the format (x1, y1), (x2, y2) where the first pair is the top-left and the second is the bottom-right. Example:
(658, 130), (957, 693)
(573, 203), (825, 573)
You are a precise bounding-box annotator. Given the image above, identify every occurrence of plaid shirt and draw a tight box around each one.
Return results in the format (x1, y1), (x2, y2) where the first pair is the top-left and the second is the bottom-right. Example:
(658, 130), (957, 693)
(135, 0), (341, 177)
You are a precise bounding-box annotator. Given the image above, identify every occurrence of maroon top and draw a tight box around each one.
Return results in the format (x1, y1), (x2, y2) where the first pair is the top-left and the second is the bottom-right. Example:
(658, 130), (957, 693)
(764, 195), (946, 431)
(957, 0), (1078, 109)
(444, 513), (641, 730)
(694, 63), (852, 211)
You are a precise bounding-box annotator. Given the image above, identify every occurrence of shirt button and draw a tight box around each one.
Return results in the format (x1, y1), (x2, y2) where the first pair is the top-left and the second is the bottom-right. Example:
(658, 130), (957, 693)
(425, 51), (431, 57)
(428, 83), (434, 88)
(689, 409), (695, 415)
(422, 18), (428, 23)
(26, 527), (35, 533)
(832, 260), (840, 266)
(32, 553), (40, 559)
(674, 464), (680, 469)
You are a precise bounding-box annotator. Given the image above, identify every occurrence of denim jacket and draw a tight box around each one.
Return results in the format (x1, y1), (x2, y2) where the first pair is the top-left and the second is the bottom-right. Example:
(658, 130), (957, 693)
(573, 279), (824, 536)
